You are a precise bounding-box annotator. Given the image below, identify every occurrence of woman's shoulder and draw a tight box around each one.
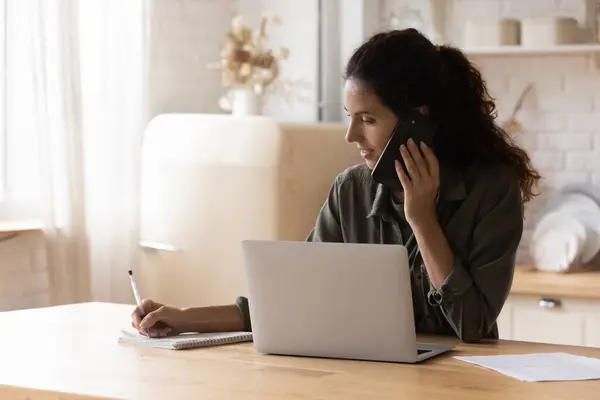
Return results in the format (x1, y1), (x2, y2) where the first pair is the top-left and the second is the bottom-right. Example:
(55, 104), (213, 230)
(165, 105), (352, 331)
(334, 163), (376, 187)
(462, 162), (521, 201)
(329, 163), (381, 205)
(466, 162), (519, 186)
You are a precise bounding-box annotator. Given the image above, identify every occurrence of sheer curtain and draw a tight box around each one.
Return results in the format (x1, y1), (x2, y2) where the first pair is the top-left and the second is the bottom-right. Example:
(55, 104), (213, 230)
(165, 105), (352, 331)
(77, 1), (148, 303)
(27, 0), (148, 304)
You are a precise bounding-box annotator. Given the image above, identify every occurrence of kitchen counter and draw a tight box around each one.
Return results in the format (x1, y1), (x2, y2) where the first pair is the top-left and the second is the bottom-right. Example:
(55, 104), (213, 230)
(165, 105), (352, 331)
(511, 266), (600, 300)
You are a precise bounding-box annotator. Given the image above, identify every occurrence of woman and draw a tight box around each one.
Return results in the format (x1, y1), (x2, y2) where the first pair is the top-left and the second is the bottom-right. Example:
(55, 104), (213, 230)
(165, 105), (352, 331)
(131, 29), (541, 343)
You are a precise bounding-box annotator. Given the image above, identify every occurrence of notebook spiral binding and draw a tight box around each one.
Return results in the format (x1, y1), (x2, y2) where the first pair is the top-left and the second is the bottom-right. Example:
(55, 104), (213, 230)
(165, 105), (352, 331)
(174, 332), (253, 350)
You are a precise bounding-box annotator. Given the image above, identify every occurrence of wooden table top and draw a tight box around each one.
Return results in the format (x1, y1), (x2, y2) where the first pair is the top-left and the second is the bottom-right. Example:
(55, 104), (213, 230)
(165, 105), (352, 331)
(512, 266), (600, 300)
(1, 302), (600, 400)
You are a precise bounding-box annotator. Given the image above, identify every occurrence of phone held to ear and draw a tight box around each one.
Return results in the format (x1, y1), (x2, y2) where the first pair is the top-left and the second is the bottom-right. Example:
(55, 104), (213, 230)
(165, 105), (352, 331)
(371, 110), (437, 190)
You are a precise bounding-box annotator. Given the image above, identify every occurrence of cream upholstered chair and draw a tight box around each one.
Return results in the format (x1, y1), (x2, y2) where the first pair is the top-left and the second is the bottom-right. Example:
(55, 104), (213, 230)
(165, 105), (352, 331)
(138, 114), (362, 308)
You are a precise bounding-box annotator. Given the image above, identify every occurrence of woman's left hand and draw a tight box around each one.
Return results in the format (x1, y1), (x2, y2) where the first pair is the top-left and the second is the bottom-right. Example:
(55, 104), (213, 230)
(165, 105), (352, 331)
(395, 138), (440, 228)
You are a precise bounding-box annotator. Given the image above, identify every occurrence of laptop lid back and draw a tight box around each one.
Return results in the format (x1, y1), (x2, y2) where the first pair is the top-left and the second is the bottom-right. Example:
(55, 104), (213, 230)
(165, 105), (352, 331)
(241, 240), (418, 363)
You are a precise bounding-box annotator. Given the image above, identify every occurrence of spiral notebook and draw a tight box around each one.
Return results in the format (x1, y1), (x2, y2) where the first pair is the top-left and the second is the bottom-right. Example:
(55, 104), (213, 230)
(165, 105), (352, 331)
(118, 330), (253, 350)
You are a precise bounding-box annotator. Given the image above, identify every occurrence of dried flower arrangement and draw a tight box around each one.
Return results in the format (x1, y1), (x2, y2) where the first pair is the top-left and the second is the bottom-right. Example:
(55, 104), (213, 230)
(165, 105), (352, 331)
(207, 14), (290, 99)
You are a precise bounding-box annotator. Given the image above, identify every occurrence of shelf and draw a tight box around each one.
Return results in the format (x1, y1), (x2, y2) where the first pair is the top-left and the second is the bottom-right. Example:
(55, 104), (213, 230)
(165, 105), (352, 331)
(0, 220), (44, 234)
(463, 43), (600, 56)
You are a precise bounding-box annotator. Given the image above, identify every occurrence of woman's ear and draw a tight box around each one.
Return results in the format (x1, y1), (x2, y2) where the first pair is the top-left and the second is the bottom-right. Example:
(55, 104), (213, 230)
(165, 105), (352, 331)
(415, 105), (429, 116)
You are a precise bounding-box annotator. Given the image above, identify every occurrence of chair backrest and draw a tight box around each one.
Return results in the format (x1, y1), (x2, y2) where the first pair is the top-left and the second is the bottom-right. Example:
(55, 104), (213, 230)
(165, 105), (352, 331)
(137, 114), (361, 307)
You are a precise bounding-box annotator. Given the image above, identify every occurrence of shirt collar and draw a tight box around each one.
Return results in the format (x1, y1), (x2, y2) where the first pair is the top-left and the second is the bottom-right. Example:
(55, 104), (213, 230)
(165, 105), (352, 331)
(366, 164), (467, 219)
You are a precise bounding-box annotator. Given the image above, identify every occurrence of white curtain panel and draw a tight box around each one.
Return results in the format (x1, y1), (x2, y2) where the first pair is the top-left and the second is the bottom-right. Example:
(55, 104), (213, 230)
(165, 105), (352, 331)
(27, 0), (148, 304)
(28, 0), (89, 305)
(77, 0), (148, 303)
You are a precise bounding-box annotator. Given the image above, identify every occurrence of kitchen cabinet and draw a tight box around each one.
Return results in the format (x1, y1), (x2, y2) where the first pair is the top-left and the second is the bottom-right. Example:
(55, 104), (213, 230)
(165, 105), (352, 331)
(498, 268), (600, 347)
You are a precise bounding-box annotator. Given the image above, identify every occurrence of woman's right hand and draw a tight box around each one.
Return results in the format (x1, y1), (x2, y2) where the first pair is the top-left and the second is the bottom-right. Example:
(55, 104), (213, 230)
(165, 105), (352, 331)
(131, 299), (187, 338)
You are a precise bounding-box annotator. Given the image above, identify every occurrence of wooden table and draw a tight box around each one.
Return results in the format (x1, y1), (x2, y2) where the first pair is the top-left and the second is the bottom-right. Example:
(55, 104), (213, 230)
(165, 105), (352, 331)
(1, 303), (600, 399)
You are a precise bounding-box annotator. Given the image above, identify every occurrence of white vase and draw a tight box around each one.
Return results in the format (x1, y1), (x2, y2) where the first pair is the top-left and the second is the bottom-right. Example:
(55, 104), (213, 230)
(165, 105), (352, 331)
(229, 87), (262, 116)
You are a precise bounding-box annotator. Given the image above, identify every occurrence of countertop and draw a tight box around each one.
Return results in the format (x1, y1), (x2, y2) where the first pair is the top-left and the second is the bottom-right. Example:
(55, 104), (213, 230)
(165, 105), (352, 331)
(511, 265), (600, 300)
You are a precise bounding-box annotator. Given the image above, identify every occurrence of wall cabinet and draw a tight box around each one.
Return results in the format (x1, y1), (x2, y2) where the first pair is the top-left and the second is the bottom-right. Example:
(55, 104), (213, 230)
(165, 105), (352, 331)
(498, 294), (600, 347)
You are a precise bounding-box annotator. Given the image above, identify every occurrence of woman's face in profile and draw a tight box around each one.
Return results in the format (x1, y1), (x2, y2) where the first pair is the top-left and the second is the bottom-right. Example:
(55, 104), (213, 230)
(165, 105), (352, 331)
(343, 79), (398, 169)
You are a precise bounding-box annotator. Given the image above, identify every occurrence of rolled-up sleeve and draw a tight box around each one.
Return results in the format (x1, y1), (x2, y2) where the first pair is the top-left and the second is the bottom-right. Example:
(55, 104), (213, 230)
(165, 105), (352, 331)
(306, 175), (344, 243)
(426, 175), (524, 343)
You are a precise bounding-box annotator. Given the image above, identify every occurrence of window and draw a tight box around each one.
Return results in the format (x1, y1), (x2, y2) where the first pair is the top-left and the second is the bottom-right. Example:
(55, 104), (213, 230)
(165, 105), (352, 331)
(0, 0), (41, 221)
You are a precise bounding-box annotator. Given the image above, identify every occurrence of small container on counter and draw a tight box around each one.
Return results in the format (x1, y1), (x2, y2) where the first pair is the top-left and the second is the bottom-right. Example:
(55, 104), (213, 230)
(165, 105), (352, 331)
(520, 17), (580, 47)
(463, 19), (521, 47)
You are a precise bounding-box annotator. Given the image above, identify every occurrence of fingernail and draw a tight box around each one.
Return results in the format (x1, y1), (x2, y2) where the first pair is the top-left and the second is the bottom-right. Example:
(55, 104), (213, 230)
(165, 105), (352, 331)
(400, 144), (407, 152)
(420, 142), (427, 148)
(408, 138), (414, 145)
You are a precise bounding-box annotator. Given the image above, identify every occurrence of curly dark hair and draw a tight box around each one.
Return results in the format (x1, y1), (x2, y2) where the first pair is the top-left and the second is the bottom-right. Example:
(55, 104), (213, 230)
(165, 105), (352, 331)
(344, 28), (541, 203)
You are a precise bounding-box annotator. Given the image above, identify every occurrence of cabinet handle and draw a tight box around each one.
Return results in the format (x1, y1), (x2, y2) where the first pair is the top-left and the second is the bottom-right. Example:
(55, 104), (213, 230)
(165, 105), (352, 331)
(139, 240), (181, 252)
(538, 298), (562, 309)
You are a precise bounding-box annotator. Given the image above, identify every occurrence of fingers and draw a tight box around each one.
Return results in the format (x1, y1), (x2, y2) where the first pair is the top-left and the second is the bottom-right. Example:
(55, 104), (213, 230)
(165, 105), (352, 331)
(131, 298), (157, 330)
(131, 308), (143, 330)
(140, 298), (157, 314)
(400, 144), (419, 181)
(395, 160), (411, 189)
(406, 138), (428, 176)
(400, 138), (439, 183)
(148, 326), (172, 338)
(420, 142), (439, 181)
(139, 307), (166, 330)
(132, 320), (171, 337)
(131, 299), (176, 337)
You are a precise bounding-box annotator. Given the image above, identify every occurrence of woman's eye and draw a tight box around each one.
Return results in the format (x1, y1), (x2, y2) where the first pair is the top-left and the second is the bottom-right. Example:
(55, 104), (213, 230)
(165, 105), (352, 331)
(362, 117), (374, 124)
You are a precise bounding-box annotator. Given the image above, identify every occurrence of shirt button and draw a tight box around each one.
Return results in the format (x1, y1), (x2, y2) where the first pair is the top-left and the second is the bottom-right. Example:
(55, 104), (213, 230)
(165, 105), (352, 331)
(427, 291), (442, 306)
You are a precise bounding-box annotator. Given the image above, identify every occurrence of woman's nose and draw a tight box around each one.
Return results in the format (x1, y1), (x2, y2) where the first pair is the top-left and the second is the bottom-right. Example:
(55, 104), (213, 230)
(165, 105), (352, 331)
(345, 123), (360, 143)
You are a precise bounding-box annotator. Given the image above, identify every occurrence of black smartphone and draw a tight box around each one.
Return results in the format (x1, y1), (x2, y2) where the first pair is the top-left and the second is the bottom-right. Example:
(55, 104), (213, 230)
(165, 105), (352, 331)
(371, 109), (437, 189)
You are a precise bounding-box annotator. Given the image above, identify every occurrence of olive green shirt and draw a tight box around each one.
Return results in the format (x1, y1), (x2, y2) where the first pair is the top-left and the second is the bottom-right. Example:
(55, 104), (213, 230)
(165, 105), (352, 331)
(237, 162), (523, 343)
(305, 162), (523, 343)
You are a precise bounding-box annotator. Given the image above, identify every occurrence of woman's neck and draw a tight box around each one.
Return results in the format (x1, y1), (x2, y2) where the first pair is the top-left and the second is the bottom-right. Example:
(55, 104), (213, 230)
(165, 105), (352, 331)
(391, 189), (404, 204)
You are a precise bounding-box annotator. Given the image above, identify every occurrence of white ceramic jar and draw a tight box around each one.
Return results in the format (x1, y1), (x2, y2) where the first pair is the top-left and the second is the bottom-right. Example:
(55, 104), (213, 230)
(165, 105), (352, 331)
(463, 19), (520, 47)
(520, 17), (579, 47)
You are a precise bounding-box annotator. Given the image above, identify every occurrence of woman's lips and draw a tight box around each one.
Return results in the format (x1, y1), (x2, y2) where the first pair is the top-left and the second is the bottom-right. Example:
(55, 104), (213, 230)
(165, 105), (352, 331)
(360, 149), (374, 159)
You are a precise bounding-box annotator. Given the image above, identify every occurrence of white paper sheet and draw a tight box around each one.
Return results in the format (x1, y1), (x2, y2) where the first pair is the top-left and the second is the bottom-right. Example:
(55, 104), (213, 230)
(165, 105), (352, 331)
(117, 330), (253, 350)
(454, 352), (600, 382)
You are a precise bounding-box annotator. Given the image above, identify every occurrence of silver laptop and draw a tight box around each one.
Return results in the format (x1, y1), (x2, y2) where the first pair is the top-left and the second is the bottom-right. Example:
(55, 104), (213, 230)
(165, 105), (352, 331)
(241, 240), (453, 363)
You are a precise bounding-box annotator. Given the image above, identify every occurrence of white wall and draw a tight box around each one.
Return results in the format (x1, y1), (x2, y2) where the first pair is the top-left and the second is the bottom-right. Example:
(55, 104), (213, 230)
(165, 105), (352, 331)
(473, 51), (600, 263)
(478, 54), (600, 263)
(147, 0), (235, 116)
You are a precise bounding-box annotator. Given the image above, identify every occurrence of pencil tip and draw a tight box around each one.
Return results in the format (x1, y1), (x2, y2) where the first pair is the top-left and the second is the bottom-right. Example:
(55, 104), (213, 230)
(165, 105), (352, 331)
(128, 270), (133, 275)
